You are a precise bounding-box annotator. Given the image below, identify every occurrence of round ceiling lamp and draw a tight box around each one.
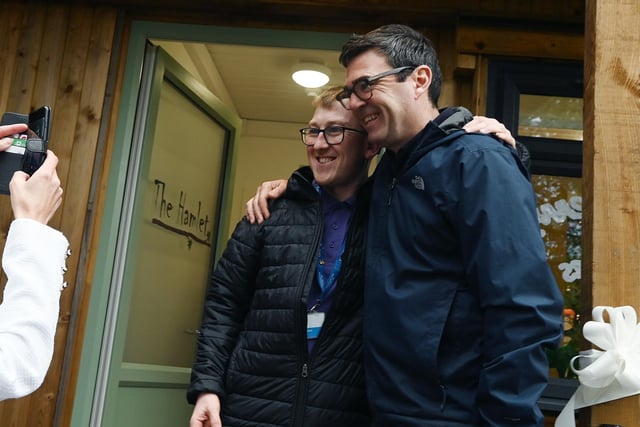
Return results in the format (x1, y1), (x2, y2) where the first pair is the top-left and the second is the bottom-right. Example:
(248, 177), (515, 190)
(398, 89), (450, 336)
(291, 62), (331, 89)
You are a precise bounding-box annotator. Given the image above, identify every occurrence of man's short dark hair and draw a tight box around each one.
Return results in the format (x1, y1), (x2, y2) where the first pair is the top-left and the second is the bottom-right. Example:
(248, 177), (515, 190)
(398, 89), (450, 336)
(339, 24), (442, 107)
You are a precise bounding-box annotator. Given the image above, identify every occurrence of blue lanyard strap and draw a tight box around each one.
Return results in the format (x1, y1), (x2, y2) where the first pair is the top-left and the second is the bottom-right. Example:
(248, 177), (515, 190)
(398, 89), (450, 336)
(315, 238), (346, 304)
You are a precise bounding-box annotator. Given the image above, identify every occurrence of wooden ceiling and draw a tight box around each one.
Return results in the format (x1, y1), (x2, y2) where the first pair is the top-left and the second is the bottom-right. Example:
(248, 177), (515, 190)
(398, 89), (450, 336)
(62, 0), (585, 32)
(56, 0), (587, 125)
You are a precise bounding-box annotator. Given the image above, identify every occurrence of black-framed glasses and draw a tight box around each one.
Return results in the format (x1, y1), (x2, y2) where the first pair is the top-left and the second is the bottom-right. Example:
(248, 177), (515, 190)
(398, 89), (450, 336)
(336, 66), (416, 110)
(299, 126), (367, 146)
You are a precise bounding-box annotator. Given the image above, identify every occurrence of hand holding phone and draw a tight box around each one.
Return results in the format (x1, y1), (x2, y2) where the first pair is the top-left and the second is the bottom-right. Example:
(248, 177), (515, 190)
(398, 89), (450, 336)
(0, 106), (52, 195)
(9, 150), (63, 225)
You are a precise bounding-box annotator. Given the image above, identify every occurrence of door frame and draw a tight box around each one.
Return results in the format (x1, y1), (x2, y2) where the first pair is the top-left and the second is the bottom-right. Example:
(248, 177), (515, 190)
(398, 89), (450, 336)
(103, 43), (240, 426)
(70, 20), (349, 427)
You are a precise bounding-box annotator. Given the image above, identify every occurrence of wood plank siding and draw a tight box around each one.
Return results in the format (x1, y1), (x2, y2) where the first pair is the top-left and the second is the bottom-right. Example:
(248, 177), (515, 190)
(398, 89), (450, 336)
(0, 3), (117, 426)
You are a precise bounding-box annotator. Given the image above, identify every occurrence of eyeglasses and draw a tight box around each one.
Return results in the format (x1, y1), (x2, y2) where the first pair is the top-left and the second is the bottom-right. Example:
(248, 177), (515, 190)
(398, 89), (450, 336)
(336, 66), (416, 110)
(299, 126), (367, 146)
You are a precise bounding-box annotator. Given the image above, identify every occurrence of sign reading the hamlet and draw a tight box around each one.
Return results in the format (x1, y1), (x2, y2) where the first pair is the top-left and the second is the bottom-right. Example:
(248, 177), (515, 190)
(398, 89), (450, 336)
(151, 178), (212, 248)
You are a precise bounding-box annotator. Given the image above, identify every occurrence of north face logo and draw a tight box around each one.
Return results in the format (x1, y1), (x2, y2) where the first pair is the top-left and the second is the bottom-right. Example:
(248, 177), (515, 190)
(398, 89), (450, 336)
(411, 175), (425, 190)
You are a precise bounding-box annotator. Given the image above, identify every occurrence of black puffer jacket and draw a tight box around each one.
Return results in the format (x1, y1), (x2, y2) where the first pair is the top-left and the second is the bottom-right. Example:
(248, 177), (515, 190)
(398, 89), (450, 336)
(187, 166), (371, 427)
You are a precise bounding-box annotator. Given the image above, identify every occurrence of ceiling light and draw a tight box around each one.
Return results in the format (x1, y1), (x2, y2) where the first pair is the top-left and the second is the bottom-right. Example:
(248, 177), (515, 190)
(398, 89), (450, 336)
(291, 63), (331, 89)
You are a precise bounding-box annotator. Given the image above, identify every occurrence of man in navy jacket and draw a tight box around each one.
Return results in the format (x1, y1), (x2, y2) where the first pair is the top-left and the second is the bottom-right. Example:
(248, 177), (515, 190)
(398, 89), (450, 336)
(336, 24), (563, 426)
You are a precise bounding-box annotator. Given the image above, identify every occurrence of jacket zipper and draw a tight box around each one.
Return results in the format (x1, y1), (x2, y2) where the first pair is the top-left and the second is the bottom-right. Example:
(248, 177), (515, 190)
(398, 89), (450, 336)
(387, 177), (397, 206)
(291, 199), (323, 427)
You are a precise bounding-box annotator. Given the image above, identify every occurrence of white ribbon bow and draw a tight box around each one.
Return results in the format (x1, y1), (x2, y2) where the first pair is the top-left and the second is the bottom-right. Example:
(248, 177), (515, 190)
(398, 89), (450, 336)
(555, 306), (640, 426)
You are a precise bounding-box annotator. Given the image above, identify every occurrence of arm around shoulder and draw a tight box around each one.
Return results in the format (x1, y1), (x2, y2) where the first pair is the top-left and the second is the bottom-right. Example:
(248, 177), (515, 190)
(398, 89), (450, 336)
(245, 179), (287, 223)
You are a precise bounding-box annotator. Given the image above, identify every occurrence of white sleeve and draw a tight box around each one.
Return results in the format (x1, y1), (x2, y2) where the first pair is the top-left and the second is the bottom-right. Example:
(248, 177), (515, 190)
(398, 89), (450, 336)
(0, 219), (69, 400)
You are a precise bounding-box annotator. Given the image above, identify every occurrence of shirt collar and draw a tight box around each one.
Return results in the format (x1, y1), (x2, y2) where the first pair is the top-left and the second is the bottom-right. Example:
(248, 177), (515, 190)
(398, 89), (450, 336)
(313, 180), (357, 212)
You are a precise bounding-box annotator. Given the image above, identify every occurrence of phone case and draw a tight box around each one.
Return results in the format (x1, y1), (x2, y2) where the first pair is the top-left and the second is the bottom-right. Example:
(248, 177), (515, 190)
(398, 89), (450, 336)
(0, 112), (29, 195)
(22, 139), (47, 175)
(0, 107), (50, 195)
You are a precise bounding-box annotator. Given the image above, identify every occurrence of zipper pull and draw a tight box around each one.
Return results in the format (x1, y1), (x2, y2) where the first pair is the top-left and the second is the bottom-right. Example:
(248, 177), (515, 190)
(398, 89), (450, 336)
(439, 381), (447, 410)
(301, 363), (308, 378)
(387, 178), (397, 206)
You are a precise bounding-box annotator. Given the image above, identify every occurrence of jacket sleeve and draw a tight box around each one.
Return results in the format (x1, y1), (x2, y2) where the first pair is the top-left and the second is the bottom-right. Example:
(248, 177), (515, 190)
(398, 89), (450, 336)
(454, 141), (564, 425)
(0, 219), (69, 401)
(187, 216), (262, 404)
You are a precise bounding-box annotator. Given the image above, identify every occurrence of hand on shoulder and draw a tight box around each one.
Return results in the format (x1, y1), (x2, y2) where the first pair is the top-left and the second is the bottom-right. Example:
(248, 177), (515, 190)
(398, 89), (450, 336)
(245, 179), (287, 224)
(463, 116), (516, 148)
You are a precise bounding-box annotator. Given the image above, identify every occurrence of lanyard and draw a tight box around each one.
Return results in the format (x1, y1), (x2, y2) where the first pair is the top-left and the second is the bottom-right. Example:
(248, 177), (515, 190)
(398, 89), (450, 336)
(313, 238), (346, 308)
(310, 181), (352, 311)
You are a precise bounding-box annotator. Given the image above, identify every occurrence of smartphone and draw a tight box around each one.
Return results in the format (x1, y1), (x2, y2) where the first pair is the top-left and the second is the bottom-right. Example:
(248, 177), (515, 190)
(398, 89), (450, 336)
(27, 106), (51, 143)
(22, 106), (50, 175)
(0, 105), (52, 194)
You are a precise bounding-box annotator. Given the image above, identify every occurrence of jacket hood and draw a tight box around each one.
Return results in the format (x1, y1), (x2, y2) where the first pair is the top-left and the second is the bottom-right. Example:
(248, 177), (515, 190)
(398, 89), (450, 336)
(384, 106), (473, 174)
(436, 106), (474, 134)
(283, 166), (317, 202)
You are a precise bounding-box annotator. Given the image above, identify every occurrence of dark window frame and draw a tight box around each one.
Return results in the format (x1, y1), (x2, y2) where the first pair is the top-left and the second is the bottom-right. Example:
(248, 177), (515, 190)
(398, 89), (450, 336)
(486, 57), (583, 416)
(486, 58), (583, 177)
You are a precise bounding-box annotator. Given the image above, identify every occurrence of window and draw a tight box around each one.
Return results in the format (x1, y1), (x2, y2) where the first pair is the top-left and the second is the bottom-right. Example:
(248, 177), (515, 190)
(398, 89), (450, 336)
(487, 59), (583, 176)
(487, 58), (584, 415)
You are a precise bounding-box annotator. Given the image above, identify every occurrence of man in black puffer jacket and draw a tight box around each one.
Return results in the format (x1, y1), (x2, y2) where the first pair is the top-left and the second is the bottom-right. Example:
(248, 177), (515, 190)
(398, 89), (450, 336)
(187, 86), (379, 427)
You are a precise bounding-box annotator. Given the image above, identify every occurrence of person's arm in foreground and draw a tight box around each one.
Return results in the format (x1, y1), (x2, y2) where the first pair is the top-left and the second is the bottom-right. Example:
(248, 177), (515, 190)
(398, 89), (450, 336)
(0, 146), (69, 400)
(245, 115), (516, 223)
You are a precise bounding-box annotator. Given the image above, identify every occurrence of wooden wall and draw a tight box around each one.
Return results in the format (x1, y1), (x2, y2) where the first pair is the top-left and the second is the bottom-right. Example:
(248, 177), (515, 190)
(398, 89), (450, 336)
(0, 3), (117, 425)
(584, 0), (640, 424)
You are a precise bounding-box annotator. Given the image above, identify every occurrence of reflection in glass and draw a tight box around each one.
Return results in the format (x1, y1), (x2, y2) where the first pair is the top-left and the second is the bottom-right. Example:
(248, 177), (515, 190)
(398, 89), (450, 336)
(519, 95), (583, 141)
(533, 174), (582, 379)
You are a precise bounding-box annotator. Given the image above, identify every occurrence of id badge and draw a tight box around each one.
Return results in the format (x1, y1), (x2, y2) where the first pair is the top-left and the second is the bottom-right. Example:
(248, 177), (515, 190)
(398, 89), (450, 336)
(306, 311), (325, 339)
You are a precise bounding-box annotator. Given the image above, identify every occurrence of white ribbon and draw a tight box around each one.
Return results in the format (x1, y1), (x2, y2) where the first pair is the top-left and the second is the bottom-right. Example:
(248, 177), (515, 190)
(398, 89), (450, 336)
(555, 306), (640, 426)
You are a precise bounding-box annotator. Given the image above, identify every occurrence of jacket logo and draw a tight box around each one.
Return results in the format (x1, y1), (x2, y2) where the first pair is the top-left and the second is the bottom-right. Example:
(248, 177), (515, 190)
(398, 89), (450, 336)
(411, 175), (425, 191)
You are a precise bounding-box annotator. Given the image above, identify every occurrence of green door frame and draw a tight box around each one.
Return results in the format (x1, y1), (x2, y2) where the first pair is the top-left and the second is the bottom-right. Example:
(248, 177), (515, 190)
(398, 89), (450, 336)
(70, 20), (349, 427)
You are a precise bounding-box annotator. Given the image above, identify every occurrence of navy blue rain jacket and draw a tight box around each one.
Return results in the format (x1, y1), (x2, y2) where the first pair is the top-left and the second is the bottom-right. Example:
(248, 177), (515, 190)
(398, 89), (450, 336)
(364, 107), (564, 427)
